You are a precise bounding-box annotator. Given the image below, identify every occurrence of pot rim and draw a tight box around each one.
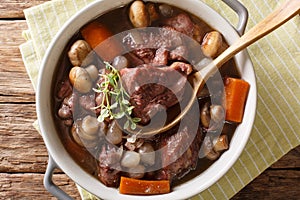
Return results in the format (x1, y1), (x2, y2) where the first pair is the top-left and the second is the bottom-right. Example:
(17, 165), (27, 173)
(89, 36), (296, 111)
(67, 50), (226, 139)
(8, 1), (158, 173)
(36, 0), (257, 199)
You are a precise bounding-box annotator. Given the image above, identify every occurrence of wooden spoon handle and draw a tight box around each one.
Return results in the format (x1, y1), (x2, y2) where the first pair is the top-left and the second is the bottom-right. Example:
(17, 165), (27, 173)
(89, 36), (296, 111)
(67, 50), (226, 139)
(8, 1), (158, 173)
(213, 0), (300, 68)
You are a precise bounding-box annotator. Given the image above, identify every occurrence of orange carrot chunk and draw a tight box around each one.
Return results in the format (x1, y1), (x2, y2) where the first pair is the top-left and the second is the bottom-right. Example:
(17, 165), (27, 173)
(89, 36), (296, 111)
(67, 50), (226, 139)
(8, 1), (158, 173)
(224, 77), (250, 123)
(81, 21), (122, 61)
(119, 176), (170, 195)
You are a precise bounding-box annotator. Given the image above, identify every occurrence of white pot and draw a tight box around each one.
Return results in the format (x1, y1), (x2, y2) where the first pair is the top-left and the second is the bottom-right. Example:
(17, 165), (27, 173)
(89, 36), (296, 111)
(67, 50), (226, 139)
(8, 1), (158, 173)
(36, 0), (257, 199)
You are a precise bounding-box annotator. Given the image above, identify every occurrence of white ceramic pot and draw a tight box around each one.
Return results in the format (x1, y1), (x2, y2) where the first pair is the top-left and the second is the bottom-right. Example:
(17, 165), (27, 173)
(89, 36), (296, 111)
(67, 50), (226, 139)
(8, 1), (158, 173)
(36, 0), (257, 199)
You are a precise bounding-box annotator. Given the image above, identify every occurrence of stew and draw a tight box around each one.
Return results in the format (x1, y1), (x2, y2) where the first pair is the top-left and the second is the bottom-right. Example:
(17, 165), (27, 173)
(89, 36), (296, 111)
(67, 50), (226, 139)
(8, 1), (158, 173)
(52, 0), (249, 195)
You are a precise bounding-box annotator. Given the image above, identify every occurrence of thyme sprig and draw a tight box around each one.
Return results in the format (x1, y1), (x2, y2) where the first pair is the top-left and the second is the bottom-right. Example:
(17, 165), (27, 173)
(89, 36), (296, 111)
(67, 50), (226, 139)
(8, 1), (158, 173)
(93, 62), (141, 130)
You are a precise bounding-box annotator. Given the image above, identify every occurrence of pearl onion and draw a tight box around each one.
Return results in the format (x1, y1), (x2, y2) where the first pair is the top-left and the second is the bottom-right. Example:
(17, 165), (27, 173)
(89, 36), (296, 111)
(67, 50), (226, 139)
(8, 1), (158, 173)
(106, 120), (123, 145)
(138, 143), (155, 166)
(81, 115), (99, 135)
(121, 151), (140, 168)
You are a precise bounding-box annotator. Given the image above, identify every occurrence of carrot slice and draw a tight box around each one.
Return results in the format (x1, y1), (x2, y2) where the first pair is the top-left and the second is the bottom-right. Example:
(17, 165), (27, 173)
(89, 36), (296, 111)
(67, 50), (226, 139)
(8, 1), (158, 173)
(81, 21), (122, 61)
(119, 176), (170, 195)
(224, 77), (250, 123)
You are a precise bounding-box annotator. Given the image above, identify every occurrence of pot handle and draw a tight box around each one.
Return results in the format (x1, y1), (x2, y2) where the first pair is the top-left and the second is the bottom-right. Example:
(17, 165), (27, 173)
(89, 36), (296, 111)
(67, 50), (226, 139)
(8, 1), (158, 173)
(44, 155), (74, 200)
(221, 0), (248, 35)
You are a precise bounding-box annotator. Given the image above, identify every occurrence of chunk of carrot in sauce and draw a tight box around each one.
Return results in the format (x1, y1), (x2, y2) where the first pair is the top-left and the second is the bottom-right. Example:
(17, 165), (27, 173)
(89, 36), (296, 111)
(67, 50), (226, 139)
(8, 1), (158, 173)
(81, 21), (122, 61)
(119, 176), (170, 195)
(224, 77), (250, 123)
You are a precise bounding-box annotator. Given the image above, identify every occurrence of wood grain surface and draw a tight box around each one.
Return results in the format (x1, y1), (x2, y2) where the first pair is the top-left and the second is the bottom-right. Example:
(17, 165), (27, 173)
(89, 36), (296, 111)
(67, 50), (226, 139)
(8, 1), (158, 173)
(0, 1), (299, 199)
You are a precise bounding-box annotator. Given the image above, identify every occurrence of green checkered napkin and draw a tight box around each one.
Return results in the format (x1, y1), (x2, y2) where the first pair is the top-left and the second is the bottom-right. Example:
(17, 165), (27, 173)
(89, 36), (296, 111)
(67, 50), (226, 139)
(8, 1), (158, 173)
(20, 0), (299, 199)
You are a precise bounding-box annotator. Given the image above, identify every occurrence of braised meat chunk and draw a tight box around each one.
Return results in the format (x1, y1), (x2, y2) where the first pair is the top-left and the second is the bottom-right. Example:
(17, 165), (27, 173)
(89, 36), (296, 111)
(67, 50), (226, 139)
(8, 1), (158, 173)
(156, 125), (203, 181)
(163, 13), (195, 37)
(120, 62), (192, 124)
(98, 143), (122, 187)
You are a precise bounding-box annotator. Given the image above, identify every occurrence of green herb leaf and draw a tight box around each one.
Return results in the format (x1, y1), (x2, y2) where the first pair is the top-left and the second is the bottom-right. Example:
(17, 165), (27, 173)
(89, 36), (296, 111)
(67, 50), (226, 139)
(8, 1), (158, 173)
(93, 62), (141, 130)
(132, 117), (141, 123)
(110, 102), (118, 109)
(113, 111), (125, 119)
(124, 120), (130, 130)
(122, 99), (130, 105)
(130, 122), (137, 130)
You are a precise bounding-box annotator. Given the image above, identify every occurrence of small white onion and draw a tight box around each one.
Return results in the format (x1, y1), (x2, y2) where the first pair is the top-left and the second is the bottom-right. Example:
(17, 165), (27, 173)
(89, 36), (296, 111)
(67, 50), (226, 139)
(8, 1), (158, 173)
(106, 120), (123, 145)
(121, 151), (140, 168)
(112, 56), (129, 70)
(81, 115), (99, 135)
(138, 143), (155, 166)
(210, 105), (225, 123)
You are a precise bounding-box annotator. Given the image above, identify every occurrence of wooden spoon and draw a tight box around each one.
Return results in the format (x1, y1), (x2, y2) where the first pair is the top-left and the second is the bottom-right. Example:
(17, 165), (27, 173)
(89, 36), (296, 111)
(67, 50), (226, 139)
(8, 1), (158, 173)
(126, 0), (300, 136)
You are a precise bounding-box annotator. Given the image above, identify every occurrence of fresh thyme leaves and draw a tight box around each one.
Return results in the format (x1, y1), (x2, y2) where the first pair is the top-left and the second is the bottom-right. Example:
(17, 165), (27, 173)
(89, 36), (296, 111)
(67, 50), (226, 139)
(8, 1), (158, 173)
(93, 62), (141, 130)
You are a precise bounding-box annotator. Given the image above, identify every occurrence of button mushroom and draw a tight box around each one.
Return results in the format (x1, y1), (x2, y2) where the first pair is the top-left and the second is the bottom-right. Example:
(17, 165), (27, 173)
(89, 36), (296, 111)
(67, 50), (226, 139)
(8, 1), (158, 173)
(202, 135), (220, 160)
(200, 103), (225, 130)
(71, 123), (84, 147)
(71, 120), (99, 149)
(213, 135), (229, 152)
(201, 31), (227, 58)
(69, 66), (93, 93)
(129, 0), (150, 28)
(84, 64), (99, 81)
(200, 102), (211, 128)
(68, 40), (92, 67)
(159, 4), (173, 17)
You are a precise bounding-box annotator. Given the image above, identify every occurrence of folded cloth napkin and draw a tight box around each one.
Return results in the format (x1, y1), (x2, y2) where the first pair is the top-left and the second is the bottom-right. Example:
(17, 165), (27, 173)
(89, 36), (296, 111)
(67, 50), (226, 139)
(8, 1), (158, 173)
(20, 0), (300, 199)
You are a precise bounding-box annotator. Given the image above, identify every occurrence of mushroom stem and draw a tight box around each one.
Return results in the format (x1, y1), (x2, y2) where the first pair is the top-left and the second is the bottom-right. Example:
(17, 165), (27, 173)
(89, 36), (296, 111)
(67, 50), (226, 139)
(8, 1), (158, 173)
(213, 135), (229, 152)
(202, 135), (220, 160)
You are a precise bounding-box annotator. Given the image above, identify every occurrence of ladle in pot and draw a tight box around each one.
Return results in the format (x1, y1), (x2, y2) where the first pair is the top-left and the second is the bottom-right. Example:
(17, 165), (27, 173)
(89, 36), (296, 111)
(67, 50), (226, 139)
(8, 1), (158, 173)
(125, 0), (300, 136)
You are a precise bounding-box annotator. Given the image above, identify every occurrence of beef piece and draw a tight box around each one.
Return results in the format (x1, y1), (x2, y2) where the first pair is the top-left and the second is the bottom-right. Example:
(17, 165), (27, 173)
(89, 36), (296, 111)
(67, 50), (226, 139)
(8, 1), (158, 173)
(123, 26), (195, 65)
(156, 125), (202, 181)
(124, 52), (145, 67)
(79, 94), (96, 111)
(169, 61), (193, 75)
(57, 80), (72, 100)
(98, 166), (121, 188)
(98, 143), (122, 187)
(170, 45), (188, 61)
(123, 27), (184, 51)
(163, 13), (195, 37)
(99, 144), (122, 166)
(132, 48), (156, 64)
(58, 104), (72, 119)
(153, 47), (169, 65)
(58, 93), (77, 126)
(120, 63), (193, 124)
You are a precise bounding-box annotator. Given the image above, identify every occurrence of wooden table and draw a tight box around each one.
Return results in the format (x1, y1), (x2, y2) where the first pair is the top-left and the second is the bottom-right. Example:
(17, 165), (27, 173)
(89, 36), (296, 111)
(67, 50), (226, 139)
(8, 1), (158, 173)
(0, 1), (299, 199)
